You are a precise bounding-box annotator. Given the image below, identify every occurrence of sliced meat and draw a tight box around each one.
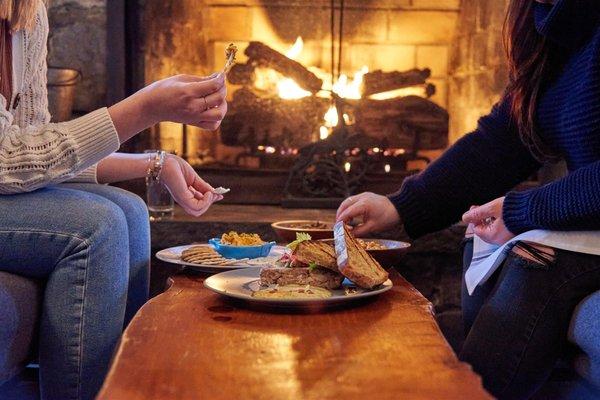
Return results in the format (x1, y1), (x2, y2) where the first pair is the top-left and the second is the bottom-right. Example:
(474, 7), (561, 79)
(260, 267), (344, 289)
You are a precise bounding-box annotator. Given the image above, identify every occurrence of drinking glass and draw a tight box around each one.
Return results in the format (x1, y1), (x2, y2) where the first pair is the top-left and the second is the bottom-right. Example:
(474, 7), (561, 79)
(144, 150), (174, 220)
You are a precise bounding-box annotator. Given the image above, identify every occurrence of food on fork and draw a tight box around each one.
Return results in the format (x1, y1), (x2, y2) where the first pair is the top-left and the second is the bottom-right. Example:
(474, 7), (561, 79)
(220, 231), (264, 246)
(223, 43), (238, 74)
(334, 222), (389, 289)
(212, 187), (230, 195)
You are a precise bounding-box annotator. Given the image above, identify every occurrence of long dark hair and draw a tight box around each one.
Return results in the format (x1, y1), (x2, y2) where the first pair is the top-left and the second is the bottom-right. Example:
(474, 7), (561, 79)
(504, 0), (559, 161)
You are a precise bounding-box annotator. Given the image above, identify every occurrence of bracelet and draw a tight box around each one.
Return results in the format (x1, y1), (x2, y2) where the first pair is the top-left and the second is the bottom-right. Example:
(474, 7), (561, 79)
(146, 150), (166, 184)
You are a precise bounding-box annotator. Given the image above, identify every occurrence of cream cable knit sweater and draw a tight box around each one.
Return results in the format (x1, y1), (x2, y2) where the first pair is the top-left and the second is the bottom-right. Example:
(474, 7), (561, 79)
(0, 3), (120, 194)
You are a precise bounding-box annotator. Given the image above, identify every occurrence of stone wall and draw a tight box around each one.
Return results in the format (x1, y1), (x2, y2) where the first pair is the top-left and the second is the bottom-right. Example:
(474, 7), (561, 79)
(448, 0), (510, 142)
(47, 0), (107, 112)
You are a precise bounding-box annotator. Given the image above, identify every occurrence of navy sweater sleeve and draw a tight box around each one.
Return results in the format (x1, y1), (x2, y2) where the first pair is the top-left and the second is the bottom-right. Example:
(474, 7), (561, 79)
(503, 160), (600, 232)
(388, 98), (540, 239)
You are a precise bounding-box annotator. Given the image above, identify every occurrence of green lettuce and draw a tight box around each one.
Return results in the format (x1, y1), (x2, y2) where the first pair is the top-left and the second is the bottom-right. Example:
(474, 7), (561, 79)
(287, 232), (312, 251)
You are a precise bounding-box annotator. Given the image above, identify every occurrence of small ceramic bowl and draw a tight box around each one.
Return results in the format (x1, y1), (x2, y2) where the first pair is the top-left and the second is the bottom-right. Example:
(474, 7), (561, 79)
(271, 220), (335, 242)
(208, 238), (276, 259)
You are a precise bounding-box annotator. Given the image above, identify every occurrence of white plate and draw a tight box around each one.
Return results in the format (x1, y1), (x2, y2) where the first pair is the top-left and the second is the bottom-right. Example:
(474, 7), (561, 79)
(204, 267), (393, 309)
(156, 244), (287, 273)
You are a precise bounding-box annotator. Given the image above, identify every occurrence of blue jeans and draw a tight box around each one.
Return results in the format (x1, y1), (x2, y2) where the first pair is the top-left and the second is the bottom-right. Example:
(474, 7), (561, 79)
(461, 238), (600, 399)
(0, 184), (150, 400)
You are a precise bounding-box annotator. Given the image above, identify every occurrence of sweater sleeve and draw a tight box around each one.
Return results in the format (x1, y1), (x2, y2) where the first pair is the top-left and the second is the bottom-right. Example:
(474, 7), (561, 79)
(12, 3), (102, 186)
(388, 97), (540, 239)
(503, 158), (600, 234)
(0, 3), (118, 194)
(0, 105), (119, 193)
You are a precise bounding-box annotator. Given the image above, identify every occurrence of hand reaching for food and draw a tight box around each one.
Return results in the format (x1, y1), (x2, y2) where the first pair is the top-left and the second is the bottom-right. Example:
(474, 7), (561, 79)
(161, 154), (223, 217)
(462, 196), (514, 245)
(336, 192), (401, 237)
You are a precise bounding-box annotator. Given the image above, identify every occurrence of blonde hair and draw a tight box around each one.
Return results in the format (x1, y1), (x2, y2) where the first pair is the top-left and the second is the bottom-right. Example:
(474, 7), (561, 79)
(0, 0), (40, 31)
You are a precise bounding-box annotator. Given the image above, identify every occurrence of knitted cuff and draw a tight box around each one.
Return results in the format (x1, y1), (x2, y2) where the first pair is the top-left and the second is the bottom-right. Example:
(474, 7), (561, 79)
(503, 190), (536, 234)
(387, 179), (430, 239)
(63, 107), (120, 170)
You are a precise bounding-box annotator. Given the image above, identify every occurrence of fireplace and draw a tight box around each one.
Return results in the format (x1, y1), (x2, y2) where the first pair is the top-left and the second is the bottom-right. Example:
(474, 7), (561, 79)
(113, 0), (494, 206)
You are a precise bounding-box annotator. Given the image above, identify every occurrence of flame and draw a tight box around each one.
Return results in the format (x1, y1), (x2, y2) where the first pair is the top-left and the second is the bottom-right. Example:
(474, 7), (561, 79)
(324, 105), (338, 128)
(332, 66), (368, 100)
(287, 37), (303, 60)
(369, 86), (428, 100)
(250, 35), (428, 136)
(319, 126), (329, 140)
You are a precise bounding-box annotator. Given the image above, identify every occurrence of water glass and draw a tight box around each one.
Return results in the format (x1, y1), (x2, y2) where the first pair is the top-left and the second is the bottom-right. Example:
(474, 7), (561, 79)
(145, 150), (174, 220)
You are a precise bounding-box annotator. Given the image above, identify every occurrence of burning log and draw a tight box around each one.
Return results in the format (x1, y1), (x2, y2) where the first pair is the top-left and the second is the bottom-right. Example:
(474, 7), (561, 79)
(241, 41), (323, 93)
(220, 88), (329, 148)
(362, 69), (431, 96)
(227, 63), (255, 86)
(353, 96), (449, 149)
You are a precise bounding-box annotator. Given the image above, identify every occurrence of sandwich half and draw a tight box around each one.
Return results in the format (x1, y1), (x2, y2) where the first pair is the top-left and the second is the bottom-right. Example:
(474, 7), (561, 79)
(291, 240), (338, 272)
(333, 221), (389, 289)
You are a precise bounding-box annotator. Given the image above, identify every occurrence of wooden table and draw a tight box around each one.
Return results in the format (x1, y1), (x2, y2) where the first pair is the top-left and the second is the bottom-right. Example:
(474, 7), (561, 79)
(97, 269), (491, 400)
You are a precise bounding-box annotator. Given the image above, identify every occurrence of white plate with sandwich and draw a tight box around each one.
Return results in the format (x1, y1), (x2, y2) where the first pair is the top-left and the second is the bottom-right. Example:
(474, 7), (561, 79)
(204, 222), (393, 309)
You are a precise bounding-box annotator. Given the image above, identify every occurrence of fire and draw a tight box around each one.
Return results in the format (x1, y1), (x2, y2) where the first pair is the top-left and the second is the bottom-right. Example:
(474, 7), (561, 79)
(332, 66), (368, 100)
(323, 105), (338, 128)
(277, 37), (311, 99)
(251, 36), (427, 140)
(287, 37), (304, 59)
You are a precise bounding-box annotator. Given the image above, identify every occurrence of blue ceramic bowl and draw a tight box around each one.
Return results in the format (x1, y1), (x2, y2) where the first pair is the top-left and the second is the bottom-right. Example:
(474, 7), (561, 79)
(208, 238), (276, 259)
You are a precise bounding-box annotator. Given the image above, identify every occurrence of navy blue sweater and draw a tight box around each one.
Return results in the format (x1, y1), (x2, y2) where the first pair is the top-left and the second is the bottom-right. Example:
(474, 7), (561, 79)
(389, 0), (600, 239)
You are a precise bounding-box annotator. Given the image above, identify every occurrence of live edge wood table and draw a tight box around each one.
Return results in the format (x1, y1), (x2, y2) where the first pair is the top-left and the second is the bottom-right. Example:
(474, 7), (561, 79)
(97, 269), (491, 400)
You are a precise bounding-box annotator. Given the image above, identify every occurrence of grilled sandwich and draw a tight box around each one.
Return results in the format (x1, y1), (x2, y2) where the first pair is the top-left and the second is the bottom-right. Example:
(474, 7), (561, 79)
(333, 221), (389, 289)
(260, 240), (343, 290)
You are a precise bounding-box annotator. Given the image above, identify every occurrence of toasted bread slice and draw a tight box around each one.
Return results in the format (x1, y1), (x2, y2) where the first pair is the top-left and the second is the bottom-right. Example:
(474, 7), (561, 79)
(293, 241), (338, 272)
(333, 222), (389, 289)
(260, 267), (344, 289)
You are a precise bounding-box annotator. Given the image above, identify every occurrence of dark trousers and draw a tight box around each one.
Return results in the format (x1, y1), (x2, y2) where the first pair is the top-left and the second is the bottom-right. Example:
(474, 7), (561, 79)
(460, 238), (600, 399)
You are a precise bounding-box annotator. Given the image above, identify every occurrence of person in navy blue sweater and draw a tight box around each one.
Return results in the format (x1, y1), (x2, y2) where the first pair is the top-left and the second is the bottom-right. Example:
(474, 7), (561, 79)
(337, 0), (600, 398)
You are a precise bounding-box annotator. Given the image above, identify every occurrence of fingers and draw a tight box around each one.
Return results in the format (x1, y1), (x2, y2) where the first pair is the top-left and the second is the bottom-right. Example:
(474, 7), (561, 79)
(462, 202), (495, 224)
(336, 193), (367, 221)
(197, 100), (228, 122)
(203, 86), (227, 109)
(337, 201), (367, 225)
(181, 191), (220, 217)
(192, 174), (214, 193)
(188, 73), (225, 98)
(351, 221), (376, 237)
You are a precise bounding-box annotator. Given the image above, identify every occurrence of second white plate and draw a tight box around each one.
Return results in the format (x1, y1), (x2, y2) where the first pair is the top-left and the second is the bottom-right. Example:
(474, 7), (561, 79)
(156, 244), (288, 273)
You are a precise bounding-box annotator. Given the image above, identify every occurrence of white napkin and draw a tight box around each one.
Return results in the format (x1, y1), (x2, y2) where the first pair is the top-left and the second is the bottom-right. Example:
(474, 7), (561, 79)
(465, 229), (600, 295)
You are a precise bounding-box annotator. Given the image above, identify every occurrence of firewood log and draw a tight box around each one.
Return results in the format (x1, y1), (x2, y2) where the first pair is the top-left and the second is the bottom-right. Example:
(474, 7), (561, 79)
(244, 41), (323, 93)
(227, 63), (255, 86)
(362, 69), (431, 96)
(352, 96), (449, 149)
(220, 88), (329, 148)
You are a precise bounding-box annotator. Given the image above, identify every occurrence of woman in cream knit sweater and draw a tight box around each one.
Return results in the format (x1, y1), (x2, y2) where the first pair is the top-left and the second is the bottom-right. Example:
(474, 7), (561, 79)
(0, 1), (227, 399)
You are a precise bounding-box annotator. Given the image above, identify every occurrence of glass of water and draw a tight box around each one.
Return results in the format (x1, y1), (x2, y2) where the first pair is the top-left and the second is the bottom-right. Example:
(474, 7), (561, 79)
(145, 150), (174, 220)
